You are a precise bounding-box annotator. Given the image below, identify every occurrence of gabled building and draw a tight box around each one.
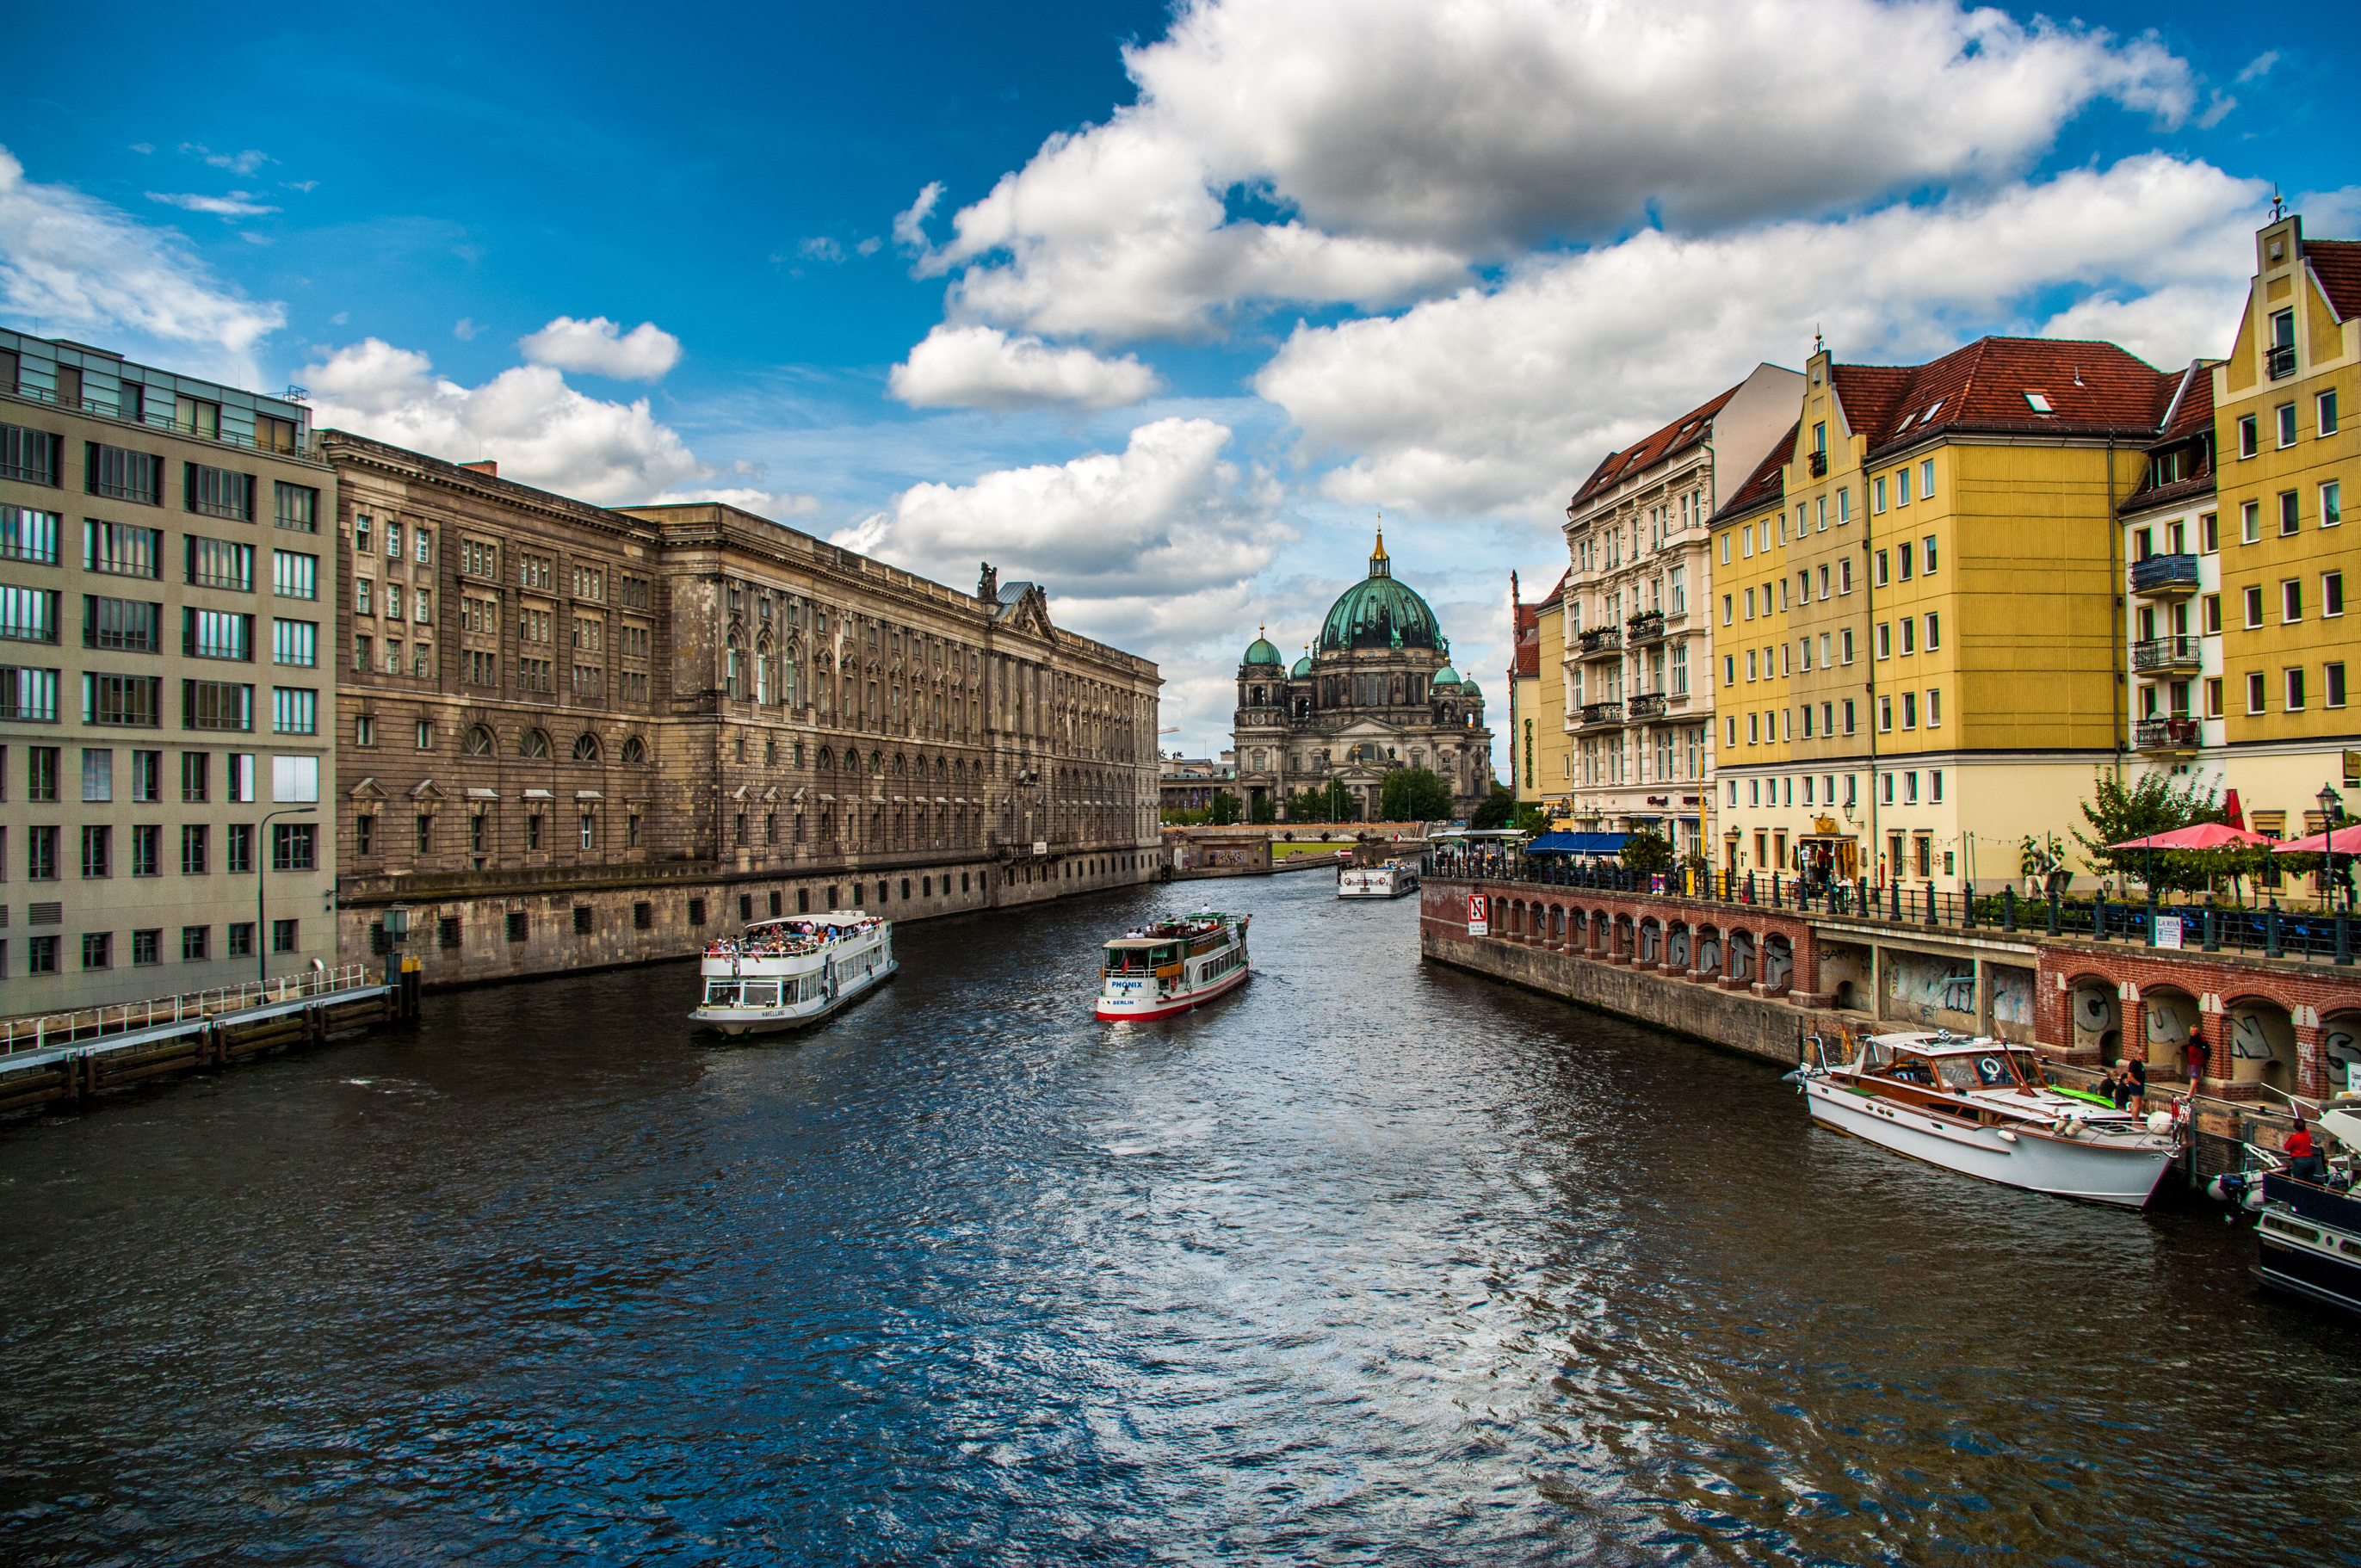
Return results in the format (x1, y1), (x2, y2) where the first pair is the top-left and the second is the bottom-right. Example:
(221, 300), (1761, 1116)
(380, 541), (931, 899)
(2118, 361), (2220, 775)
(1507, 570), (1570, 816)
(1560, 363), (1802, 857)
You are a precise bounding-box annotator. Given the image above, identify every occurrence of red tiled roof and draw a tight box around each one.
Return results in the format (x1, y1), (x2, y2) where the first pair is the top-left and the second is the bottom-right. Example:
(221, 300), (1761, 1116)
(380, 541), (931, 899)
(1567, 383), (1743, 509)
(2308, 239), (2361, 320)
(1709, 422), (1794, 524)
(2156, 361), (2216, 443)
(1839, 337), (2173, 459)
(1513, 640), (1541, 678)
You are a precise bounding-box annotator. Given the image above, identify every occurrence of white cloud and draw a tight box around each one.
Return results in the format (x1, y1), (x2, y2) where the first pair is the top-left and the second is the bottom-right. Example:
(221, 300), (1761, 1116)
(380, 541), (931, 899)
(0, 146), (283, 383)
(146, 190), (279, 219)
(653, 486), (823, 518)
(453, 317), (485, 341)
(181, 144), (270, 176)
(887, 324), (1163, 411)
(893, 182), (943, 251)
(1255, 155), (2263, 518)
(517, 315), (683, 380)
(2235, 51), (2279, 83)
(303, 338), (706, 504)
(835, 417), (1286, 598)
(799, 237), (846, 263)
(921, 0), (2199, 342)
(2037, 287), (2240, 368)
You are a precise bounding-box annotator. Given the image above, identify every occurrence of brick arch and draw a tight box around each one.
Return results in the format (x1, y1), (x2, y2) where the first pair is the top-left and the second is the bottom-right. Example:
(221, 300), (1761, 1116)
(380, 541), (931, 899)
(2221, 992), (2301, 1093)
(1638, 916), (1664, 966)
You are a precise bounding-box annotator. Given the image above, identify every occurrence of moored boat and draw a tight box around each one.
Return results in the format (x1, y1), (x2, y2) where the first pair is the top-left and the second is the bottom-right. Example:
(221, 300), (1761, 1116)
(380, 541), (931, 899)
(689, 913), (896, 1036)
(1338, 860), (1419, 898)
(1095, 910), (1251, 1021)
(1791, 1029), (2180, 1207)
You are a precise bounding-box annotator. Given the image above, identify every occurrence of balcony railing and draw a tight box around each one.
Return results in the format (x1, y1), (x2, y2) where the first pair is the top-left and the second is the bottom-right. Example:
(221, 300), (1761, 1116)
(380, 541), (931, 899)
(1579, 701), (1622, 726)
(1627, 692), (1667, 719)
(1808, 450), (1828, 477)
(2133, 717), (2200, 753)
(2268, 343), (2297, 380)
(2131, 635), (2204, 673)
(1626, 611), (1666, 643)
(2129, 553), (2200, 595)
(1578, 626), (1621, 656)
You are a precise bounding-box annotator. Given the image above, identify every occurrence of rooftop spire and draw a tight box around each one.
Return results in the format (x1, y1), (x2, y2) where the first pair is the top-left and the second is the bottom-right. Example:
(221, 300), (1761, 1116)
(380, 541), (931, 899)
(1369, 513), (1390, 578)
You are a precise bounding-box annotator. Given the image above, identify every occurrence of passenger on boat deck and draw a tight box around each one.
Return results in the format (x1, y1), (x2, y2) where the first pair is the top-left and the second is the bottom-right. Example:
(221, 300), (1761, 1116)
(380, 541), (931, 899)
(2285, 1120), (2327, 1184)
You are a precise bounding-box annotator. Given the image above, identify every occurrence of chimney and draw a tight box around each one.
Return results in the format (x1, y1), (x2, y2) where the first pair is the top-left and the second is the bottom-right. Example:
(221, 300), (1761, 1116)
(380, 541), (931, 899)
(458, 459), (498, 477)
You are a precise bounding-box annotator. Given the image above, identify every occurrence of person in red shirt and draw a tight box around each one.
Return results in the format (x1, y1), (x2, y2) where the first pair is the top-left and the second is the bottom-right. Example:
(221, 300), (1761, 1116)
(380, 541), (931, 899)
(2284, 1121), (2327, 1184)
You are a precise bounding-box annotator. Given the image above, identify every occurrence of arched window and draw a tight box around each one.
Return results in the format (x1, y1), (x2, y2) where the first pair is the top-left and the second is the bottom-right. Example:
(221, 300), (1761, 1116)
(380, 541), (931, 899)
(755, 639), (771, 704)
(726, 639), (743, 701)
(464, 725), (494, 756)
(572, 732), (601, 762)
(521, 729), (550, 759)
(893, 753), (906, 776)
(817, 747), (834, 770)
(621, 736), (646, 764)
(782, 645), (799, 707)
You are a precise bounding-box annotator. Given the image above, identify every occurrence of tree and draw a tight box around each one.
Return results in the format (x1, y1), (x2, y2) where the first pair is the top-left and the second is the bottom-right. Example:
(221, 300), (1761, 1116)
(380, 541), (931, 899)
(2072, 770), (2219, 895)
(1514, 804), (1551, 836)
(1469, 783), (1518, 830)
(1621, 825), (1676, 874)
(1208, 789), (1243, 826)
(1379, 766), (1456, 822)
(1249, 793), (1276, 824)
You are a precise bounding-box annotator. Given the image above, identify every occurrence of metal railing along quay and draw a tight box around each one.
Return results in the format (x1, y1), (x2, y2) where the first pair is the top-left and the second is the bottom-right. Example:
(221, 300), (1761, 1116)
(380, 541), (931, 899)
(2, 963), (384, 1059)
(1421, 855), (2358, 965)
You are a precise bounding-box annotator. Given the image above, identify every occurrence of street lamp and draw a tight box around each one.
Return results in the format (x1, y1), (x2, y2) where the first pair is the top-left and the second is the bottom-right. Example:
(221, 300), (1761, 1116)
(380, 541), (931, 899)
(258, 806), (318, 988)
(2321, 782), (2349, 912)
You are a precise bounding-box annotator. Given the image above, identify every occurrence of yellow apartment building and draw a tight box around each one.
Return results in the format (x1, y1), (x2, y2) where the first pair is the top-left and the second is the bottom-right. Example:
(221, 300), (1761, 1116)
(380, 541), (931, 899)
(1508, 571), (1571, 816)
(1709, 338), (2177, 892)
(2210, 212), (2361, 841)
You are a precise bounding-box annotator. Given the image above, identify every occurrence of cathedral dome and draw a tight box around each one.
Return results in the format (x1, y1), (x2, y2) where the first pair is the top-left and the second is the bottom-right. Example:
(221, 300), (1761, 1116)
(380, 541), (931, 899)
(1242, 627), (1284, 667)
(1290, 652), (1313, 677)
(1459, 679), (1483, 701)
(1431, 665), (1461, 688)
(1318, 530), (1442, 652)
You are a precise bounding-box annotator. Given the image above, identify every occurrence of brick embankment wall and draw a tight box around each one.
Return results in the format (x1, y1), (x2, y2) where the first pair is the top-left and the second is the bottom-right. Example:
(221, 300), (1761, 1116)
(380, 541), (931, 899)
(1421, 928), (1812, 1069)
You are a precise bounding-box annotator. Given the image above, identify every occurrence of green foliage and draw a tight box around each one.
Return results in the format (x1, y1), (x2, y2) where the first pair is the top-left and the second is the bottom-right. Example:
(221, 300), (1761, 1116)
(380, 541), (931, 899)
(2071, 770), (2238, 896)
(1513, 804), (1552, 836)
(1621, 825), (1676, 874)
(1208, 789), (1243, 826)
(1249, 793), (1277, 824)
(1469, 783), (1518, 830)
(1379, 766), (1456, 822)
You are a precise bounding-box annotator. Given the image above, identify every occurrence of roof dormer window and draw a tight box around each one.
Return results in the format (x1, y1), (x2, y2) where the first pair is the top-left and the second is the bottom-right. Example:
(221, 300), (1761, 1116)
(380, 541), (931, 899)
(2024, 392), (2053, 414)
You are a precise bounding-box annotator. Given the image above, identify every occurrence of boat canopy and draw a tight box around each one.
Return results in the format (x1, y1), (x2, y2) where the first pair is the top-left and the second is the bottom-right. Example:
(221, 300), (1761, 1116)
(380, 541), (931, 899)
(1526, 830), (1629, 855)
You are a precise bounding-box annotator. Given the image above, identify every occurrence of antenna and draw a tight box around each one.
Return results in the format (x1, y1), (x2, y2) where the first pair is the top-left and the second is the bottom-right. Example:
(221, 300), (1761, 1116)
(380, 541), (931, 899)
(2271, 184), (2285, 222)
(1814, 324), (1824, 355)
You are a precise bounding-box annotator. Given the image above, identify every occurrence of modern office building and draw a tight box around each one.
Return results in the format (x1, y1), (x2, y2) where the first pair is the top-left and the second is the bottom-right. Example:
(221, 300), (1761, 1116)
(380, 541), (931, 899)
(1, 332), (338, 1009)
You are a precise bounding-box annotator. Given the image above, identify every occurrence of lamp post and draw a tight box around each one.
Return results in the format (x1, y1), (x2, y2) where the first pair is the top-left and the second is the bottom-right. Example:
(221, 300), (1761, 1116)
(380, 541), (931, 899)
(258, 806), (318, 988)
(2320, 782), (2350, 912)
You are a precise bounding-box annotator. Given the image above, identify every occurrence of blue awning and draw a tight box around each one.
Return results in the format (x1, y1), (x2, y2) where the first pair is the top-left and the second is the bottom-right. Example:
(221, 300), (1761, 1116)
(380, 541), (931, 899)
(1526, 830), (1629, 855)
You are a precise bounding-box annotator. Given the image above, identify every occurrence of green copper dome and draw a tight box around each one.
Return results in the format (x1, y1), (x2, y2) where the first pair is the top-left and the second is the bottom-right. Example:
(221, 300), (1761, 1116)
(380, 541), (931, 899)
(1242, 627), (1283, 667)
(1318, 530), (1443, 652)
(1290, 653), (1313, 677)
(1431, 665), (1461, 688)
(1459, 679), (1483, 700)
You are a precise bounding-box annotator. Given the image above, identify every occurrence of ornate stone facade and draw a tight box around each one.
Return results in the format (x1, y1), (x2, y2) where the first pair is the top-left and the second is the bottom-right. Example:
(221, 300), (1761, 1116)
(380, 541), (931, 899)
(325, 433), (1161, 985)
(1230, 534), (1491, 820)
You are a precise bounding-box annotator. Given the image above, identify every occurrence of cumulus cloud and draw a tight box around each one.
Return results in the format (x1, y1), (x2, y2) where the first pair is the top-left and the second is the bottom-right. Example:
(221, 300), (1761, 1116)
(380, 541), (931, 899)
(921, 0), (2200, 342)
(653, 486), (823, 519)
(145, 190), (279, 218)
(1255, 155), (2264, 518)
(517, 315), (683, 380)
(303, 338), (706, 504)
(887, 324), (1163, 411)
(182, 144), (271, 176)
(834, 417), (1286, 598)
(0, 146), (283, 383)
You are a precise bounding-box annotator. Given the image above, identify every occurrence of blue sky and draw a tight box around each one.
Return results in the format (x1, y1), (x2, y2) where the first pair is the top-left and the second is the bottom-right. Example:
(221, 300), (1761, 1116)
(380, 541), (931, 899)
(4, 0), (2355, 757)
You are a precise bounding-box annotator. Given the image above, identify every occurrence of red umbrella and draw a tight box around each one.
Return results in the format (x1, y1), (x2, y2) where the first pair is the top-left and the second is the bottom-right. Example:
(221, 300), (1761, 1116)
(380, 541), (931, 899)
(2107, 822), (2275, 850)
(2269, 824), (2361, 855)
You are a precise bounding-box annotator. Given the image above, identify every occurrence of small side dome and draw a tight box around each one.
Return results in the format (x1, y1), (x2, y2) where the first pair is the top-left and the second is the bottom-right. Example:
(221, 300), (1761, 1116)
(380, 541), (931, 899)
(1290, 652), (1313, 677)
(1242, 624), (1283, 667)
(1431, 664), (1462, 688)
(1459, 679), (1483, 701)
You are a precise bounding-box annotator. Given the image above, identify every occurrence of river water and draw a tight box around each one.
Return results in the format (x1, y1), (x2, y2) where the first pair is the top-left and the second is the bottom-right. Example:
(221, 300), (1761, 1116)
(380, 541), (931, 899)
(0, 870), (2352, 1565)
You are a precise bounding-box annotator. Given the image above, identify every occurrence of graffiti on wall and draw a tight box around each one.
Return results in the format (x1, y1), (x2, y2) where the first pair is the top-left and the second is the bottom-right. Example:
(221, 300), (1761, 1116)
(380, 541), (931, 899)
(1888, 953), (1979, 1027)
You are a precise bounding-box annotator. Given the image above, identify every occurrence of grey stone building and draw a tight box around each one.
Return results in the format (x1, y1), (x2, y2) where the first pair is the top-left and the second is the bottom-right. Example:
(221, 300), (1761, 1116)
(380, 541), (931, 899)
(1230, 533), (1492, 821)
(325, 433), (1162, 985)
(1, 332), (338, 1009)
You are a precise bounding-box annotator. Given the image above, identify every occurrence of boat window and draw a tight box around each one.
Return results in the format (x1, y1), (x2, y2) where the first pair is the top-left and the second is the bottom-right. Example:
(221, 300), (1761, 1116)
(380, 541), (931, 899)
(1882, 1059), (1933, 1087)
(740, 982), (781, 1007)
(2009, 1052), (2048, 1087)
(2262, 1216), (2321, 1244)
(703, 980), (740, 1007)
(1932, 1057), (1987, 1090)
(1104, 948), (1156, 973)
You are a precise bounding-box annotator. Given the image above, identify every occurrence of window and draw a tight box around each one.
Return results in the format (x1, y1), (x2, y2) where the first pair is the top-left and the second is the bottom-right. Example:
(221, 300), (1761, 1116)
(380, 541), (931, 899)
(185, 463), (254, 521)
(1874, 549), (1888, 587)
(2237, 414), (2259, 460)
(183, 608), (252, 662)
(272, 550), (318, 599)
(81, 824), (110, 878)
(415, 719), (436, 751)
(415, 528), (432, 566)
(2277, 402), (2297, 448)
(2318, 389), (2341, 437)
(1838, 557), (1851, 596)
(271, 688), (317, 734)
(1721, 594), (1732, 626)
(1873, 476), (1887, 513)
(82, 747), (112, 802)
(272, 619), (317, 666)
(1878, 695), (1893, 732)
(2328, 572), (2346, 618)
(386, 519), (401, 559)
(2286, 668), (2306, 711)
(2201, 512), (2218, 553)
(0, 584), (59, 645)
(2284, 579), (2302, 622)
(1901, 692), (1918, 730)
(181, 751), (208, 802)
(182, 926), (208, 961)
(1900, 618), (1914, 655)
(86, 521), (164, 578)
(132, 825), (160, 878)
(519, 553), (553, 590)
(1876, 622), (1891, 659)
(1921, 535), (1938, 576)
(1840, 628), (1854, 664)
(83, 672), (160, 727)
(184, 536), (252, 591)
(82, 596), (159, 653)
(2244, 585), (2264, 628)
(227, 922), (254, 957)
(1, 505), (60, 564)
(82, 932), (112, 970)
(272, 822), (317, 870)
(1722, 654), (1735, 687)
(1927, 689), (1941, 727)
(2247, 671), (2265, 714)
(273, 482), (318, 532)
(2330, 663), (2348, 709)
(2324, 482), (2343, 528)
(132, 749), (160, 802)
(2, 423), (62, 486)
(1, 665), (59, 722)
(182, 823), (207, 874)
(2280, 491), (2301, 535)
(272, 918), (300, 954)
(271, 755), (318, 802)
(1744, 588), (1755, 620)
(2205, 677), (2223, 718)
(461, 538), (498, 577)
(182, 679), (254, 732)
(86, 443), (162, 503)
(2203, 594), (2222, 634)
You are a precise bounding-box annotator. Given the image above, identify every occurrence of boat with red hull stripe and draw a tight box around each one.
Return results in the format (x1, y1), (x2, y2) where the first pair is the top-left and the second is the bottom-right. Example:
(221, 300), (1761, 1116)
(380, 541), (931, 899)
(1095, 910), (1251, 1021)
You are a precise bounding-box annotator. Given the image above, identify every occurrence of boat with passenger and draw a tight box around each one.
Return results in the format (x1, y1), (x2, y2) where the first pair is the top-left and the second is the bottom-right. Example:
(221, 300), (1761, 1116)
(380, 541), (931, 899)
(1095, 909), (1251, 1021)
(689, 913), (896, 1036)
(1338, 860), (1419, 899)
(1789, 1029), (2180, 1207)
(2218, 1105), (2361, 1313)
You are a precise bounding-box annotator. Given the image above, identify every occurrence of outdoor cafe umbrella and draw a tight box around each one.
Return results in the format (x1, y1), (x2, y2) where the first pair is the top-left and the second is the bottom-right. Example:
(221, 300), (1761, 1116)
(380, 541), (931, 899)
(2270, 822), (2361, 911)
(2107, 822), (2276, 899)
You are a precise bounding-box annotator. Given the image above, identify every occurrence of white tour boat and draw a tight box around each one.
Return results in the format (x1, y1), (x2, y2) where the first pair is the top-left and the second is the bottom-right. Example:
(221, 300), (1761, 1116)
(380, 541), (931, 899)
(689, 913), (896, 1036)
(1095, 910), (1251, 1022)
(1790, 1029), (2180, 1207)
(1338, 859), (1419, 898)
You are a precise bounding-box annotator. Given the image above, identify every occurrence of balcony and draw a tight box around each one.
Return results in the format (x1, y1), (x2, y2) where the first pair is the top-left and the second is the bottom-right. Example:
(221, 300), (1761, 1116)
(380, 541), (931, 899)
(2268, 342), (2297, 380)
(1626, 692), (1667, 719)
(1808, 450), (1828, 478)
(1578, 625), (1622, 657)
(2133, 717), (2200, 756)
(2129, 553), (2199, 597)
(1579, 701), (1622, 727)
(1625, 610), (1666, 644)
(2131, 635), (2204, 674)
